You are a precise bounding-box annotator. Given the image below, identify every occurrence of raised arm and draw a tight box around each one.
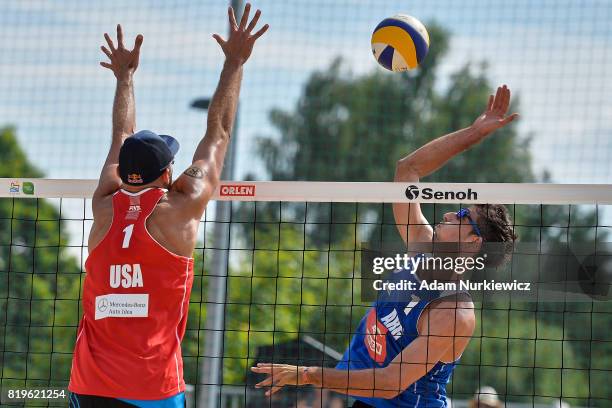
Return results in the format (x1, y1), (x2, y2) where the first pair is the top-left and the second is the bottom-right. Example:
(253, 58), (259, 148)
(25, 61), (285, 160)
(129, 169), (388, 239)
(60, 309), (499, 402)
(251, 301), (475, 398)
(171, 3), (268, 217)
(394, 85), (518, 246)
(93, 25), (143, 204)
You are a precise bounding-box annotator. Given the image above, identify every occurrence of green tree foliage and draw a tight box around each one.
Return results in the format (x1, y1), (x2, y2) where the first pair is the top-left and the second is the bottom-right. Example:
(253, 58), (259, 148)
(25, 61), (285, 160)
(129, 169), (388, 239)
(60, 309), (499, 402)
(222, 225), (361, 385)
(0, 126), (82, 388)
(182, 248), (208, 387)
(452, 307), (590, 405)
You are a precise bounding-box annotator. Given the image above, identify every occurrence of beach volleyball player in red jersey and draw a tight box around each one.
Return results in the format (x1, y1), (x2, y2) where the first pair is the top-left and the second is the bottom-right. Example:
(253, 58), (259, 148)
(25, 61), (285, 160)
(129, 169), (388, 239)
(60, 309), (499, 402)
(68, 5), (268, 407)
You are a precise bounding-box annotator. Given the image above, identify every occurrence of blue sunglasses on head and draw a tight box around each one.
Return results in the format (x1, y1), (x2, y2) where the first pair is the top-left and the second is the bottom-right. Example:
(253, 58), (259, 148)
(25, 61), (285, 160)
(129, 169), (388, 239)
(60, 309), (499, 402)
(456, 208), (482, 237)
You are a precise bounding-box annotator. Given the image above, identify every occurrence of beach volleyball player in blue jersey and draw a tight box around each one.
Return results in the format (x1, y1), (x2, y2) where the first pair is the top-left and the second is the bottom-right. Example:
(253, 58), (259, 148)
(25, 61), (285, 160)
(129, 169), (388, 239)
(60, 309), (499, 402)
(252, 86), (518, 407)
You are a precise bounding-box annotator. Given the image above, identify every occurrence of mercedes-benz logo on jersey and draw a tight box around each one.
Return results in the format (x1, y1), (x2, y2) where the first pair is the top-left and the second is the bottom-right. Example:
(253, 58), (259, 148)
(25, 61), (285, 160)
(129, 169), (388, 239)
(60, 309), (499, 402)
(97, 297), (109, 312)
(405, 185), (420, 200)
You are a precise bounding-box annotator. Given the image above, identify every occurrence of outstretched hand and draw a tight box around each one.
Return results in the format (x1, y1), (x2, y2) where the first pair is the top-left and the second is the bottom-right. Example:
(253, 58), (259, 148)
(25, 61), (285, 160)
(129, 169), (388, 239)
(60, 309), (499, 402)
(213, 3), (269, 66)
(100, 24), (143, 79)
(471, 85), (519, 137)
(251, 363), (308, 397)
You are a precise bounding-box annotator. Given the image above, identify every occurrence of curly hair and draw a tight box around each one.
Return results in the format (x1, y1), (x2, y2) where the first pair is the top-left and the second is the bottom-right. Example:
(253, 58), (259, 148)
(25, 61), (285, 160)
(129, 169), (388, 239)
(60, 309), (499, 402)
(473, 204), (517, 267)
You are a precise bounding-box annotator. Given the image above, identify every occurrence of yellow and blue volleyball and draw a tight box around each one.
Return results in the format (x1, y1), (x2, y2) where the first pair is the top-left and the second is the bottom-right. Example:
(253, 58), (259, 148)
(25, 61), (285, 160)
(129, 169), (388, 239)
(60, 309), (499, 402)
(371, 14), (430, 72)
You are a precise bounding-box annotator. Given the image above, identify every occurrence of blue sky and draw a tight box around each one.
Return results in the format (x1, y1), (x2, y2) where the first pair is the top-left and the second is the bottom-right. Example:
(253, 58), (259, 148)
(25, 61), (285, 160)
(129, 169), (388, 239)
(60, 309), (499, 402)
(1, 0), (611, 184)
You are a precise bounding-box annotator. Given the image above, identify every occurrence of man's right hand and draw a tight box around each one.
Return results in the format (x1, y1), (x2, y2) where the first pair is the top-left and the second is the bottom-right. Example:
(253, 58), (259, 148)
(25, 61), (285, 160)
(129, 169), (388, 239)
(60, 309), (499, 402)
(213, 3), (269, 66)
(471, 85), (519, 139)
(100, 24), (144, 79)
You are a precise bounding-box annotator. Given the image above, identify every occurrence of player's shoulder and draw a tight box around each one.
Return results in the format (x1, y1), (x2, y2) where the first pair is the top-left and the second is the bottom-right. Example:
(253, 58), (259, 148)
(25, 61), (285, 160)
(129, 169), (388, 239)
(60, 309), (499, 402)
(162, 189), (197, 211)
(163, 183), (208, 215)
(422, 295), (475, 336)
(92, 190), (115, 217)
(149, 190), (203, 230)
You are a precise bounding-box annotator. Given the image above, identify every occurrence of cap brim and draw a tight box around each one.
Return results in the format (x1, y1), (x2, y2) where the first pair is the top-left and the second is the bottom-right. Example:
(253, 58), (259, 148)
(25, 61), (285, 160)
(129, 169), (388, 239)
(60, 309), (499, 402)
(160, 134), (180, 156)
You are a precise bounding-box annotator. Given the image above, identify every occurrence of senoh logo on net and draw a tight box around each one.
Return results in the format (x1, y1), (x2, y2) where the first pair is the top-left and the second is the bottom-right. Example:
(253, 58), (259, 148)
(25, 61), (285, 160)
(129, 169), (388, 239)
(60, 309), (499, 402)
(219, 184), (256, 197)
(405, 185), (478, 200)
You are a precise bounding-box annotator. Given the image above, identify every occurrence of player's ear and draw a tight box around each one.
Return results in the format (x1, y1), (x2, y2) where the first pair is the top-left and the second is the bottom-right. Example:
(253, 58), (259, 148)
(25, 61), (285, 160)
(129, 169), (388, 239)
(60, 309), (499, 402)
(461, 237), (482, 258)
(470, 235), (483, 246)
(471, 236), (484, 256)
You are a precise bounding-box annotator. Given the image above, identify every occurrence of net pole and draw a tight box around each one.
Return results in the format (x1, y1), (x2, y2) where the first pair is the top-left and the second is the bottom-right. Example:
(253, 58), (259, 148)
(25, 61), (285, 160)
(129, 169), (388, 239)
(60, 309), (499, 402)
(198, 1), (243, 406)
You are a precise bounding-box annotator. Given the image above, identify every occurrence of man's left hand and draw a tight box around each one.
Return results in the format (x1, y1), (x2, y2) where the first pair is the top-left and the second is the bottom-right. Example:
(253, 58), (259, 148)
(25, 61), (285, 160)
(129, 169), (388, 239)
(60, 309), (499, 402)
(251, 363), (309, 397)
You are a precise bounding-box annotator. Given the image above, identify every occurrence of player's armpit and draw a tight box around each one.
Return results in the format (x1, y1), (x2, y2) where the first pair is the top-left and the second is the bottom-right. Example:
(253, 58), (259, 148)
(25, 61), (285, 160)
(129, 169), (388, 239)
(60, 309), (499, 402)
(93, 140), (124, 205)
(94, 163), (122, 197)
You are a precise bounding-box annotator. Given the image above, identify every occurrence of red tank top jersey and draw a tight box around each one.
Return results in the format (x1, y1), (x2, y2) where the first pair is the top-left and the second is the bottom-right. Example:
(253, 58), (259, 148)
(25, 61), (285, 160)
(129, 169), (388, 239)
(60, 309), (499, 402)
(69, 188), (194, 399)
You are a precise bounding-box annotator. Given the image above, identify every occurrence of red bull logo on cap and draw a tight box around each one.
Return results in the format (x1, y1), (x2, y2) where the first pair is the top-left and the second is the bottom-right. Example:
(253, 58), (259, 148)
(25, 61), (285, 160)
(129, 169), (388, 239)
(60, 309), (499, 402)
(127, 173), (143, 184)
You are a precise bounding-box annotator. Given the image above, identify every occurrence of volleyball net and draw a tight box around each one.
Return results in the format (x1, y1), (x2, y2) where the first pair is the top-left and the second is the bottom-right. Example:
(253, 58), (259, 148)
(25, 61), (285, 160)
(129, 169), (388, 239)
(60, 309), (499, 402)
(1, 179), (611, 407)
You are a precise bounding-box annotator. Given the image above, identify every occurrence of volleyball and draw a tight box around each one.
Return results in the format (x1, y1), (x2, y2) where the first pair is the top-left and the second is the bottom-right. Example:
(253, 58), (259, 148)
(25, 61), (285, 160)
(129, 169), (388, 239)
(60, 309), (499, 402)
(371, 14), (430, 71)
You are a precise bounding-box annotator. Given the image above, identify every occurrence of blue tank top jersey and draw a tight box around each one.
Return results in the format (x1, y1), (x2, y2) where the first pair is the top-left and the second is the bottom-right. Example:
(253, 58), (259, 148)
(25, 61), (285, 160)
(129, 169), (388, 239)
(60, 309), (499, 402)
(336, 258), (463, 407)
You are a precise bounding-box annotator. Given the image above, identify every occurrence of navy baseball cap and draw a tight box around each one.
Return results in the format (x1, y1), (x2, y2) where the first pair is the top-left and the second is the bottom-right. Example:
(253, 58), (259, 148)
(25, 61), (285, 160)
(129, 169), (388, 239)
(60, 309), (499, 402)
(119, 130), (180, 185)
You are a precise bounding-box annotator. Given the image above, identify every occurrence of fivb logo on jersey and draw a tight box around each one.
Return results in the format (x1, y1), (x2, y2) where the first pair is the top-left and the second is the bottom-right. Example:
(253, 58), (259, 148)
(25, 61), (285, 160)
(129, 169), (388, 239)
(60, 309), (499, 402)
(405, 184), (478, 201)
(126, 195), (142, 220)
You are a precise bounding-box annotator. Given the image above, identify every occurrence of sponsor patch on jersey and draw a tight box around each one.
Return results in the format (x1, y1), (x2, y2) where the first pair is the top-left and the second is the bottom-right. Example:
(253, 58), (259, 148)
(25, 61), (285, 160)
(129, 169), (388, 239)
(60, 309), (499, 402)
(365, 308), (388, 364)
(95, 293), (149, 320)
(126, 195), (142, 220)
(125, 205), (141, 220)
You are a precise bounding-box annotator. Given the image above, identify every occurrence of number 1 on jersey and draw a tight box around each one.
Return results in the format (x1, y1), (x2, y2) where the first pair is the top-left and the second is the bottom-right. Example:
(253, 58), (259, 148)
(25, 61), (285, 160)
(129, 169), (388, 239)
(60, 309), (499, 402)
(122, 224), (134, 248)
